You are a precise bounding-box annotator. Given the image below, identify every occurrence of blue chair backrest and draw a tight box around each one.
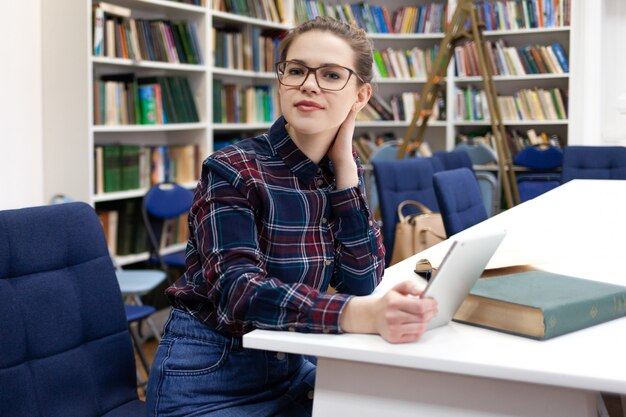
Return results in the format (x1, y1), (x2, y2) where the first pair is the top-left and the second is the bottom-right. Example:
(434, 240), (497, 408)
(372, 158), (440, 265)
(144, 182), (194, 219)
(432, 150), (473, 171)
(454, 143), (498, 165)
(0, 202), (140, 417)
(433, 168), (488, 237)
(513, 146), (563, 170)
(561, 146), (626, 183)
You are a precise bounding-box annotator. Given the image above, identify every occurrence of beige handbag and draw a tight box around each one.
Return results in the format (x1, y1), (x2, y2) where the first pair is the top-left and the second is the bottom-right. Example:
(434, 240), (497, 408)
(390, 200), (446, 265)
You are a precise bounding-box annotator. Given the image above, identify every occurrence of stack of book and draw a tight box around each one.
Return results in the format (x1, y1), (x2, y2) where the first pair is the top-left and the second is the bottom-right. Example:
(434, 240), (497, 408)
(92, 2), (203, 64)
(294, 0), (447, 34)
(213, 0), (285, 24)
(94, 144), (201, 194)
(455, 86), (567, 121)
(373, 46), (439, 80)
(213, 81), (278, 124)
(455, 40), (569, 77)
(473, 0), (570, 30)
(213, 27), (283, 72)
(94, 74), (200, 125)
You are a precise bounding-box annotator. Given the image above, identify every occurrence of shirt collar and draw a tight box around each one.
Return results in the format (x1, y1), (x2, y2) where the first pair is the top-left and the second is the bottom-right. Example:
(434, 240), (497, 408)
(269, 116), (327, 185)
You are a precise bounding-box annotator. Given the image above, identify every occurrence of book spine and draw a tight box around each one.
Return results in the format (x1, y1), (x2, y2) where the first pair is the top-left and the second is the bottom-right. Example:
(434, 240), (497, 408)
(544, 292), (626, 339)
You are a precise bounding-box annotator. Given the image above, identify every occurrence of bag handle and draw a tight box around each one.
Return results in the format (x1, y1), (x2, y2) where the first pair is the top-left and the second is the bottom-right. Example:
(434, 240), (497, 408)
(397, 200), (433, 222)
(419, 227), (446, 242)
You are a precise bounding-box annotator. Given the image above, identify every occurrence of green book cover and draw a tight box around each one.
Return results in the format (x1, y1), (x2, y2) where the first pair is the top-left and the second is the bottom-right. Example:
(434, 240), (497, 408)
(103, 145), (122, 192)
(138, 84), (157, 124)
(120, 145), (140, 190)
(549, 88), (563, 119)
(372, 50), (388, 78)
(455, 271), (626, 340)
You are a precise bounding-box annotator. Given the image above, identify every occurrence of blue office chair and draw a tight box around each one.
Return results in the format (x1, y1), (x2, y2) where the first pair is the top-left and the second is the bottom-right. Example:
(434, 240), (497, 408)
(561, 146), (626, 183)
(142, 182), (194, 275)
(433, 150), (499, 216)
(433, 168), (488, 237)
(372, 158), (440, 265)
(115, 267), (166, 387)
(512, 145), (562, 202)
(0, 202), (144, 417)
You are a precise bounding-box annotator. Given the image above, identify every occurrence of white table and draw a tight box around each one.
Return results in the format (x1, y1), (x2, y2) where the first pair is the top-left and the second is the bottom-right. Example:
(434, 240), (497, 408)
(244, 180), (626, 417)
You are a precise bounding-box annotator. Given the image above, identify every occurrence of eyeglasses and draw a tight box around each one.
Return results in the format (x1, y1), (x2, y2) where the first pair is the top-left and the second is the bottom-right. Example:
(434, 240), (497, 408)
(275, 60), (363, 91)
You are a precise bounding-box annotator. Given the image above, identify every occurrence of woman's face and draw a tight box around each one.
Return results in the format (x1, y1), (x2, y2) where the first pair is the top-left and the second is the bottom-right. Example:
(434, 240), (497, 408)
(278, 30), (369, 137)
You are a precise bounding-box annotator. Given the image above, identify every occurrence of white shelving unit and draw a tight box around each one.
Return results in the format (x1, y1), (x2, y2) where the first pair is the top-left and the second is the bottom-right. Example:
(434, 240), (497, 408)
(448, 20), (573, 149)
(41, 0), (576, 266)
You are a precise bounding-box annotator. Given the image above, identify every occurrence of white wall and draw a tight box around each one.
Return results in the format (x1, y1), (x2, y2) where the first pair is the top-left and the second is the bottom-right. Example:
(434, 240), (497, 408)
(0, 1), (44, 210)
(601, 0), (626, 145)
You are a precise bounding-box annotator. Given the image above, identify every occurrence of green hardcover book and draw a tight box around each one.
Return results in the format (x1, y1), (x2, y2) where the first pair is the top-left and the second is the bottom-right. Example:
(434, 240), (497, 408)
(549, 88), (563, 119)
(138, 84), (157, 124)
(120, 144), (141, 190)
(372, 50), (388, 78)
(103, 145), (122, 192)
(115, 199), (138, 256)
(454, 271), (626, 340)
(213, 78), (223, 123)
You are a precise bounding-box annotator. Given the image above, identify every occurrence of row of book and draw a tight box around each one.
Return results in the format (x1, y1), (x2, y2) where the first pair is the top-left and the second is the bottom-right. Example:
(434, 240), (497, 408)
(213, 27), (283, 72)
(357, 91), (444, 123)
(294, 0), (447, 34)
(170, 0), (204, 5)
(473, 0), (570, 31)
(454, 86), (567, 122)
(457, 128), (562, 157)
(97, 200), (189, 257)
(92, 2), (203, 64)
(455, 40), (569, 77)
(94, 144), (201, 194)
(94, 74), (199, 125)
(212, 80), (278, 124)
(213, 0), (286, 23)
(373, 46), (439, 80)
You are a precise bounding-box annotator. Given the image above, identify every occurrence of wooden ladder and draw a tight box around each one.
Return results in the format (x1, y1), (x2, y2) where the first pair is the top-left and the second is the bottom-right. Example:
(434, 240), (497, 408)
(397, 0), (520, 208)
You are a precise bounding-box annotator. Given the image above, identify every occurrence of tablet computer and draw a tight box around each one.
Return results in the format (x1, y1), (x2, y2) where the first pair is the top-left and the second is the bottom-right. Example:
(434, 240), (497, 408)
(423, 230), (507, 330)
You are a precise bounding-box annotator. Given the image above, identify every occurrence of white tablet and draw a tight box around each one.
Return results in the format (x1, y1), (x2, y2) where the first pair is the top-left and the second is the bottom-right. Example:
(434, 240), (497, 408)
(422, 230), (507, 330)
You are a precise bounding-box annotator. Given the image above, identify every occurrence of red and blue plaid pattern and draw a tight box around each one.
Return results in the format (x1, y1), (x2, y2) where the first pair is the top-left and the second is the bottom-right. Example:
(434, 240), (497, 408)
(167, 117), (385, 337)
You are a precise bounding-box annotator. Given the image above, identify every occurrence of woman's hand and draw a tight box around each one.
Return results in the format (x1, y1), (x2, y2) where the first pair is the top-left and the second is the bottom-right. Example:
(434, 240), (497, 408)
(339, 280), (439, 344)
(327, 107), (359, 190)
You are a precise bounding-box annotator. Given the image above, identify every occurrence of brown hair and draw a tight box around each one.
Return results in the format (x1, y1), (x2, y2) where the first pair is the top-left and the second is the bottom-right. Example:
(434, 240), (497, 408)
(278, 16), (374, 85)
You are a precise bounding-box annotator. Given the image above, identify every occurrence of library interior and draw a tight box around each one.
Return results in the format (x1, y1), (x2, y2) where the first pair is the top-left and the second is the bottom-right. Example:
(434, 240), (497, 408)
(2, 1), (626, 417)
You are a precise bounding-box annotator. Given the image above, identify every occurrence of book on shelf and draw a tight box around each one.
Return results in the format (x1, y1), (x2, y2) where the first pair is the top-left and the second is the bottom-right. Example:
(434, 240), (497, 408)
(293, 0), (446, 34)
(455, 86), (567, 122)
(214, 27), (283, 72)
(94, 74), (199, 125)
(475, 0), (570, 30)
(92, 10), (203, 65)
(454, 270), (626, 340)
(97, 209), (119, 255)
(214, 0), (285, 23)
(94, 144), (199, 194)
(455, 40), (569, 77)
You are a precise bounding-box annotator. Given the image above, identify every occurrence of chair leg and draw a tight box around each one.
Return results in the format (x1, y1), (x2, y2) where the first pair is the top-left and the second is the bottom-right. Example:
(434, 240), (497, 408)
(131, 295), (162, 342)
(129, 323), (151, 384)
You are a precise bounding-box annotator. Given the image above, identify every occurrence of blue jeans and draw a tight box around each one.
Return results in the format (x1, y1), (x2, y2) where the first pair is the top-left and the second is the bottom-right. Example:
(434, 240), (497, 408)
(146, 309), (316, 417)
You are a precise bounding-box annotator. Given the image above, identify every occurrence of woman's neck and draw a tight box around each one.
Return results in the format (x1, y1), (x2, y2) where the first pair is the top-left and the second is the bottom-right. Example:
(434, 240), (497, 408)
(286, 123), (336, 164)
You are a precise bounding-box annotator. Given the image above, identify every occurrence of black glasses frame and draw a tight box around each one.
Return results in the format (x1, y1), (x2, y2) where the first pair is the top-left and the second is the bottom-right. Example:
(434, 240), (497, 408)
(275, 60), (364, 91)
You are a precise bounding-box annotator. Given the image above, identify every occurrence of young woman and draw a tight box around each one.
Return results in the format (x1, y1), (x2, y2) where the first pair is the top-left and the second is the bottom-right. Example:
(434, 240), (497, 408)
(146, 16), (438, 417)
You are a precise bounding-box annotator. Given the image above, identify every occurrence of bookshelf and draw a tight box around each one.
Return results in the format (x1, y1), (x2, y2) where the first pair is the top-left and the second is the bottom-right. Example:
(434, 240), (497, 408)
(448, 2), (573, 153)
(41, 0), (576, 265)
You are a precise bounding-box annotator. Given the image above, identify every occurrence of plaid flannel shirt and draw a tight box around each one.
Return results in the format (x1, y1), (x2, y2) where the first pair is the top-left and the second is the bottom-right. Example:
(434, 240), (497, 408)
(167, 116), (385, 337)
